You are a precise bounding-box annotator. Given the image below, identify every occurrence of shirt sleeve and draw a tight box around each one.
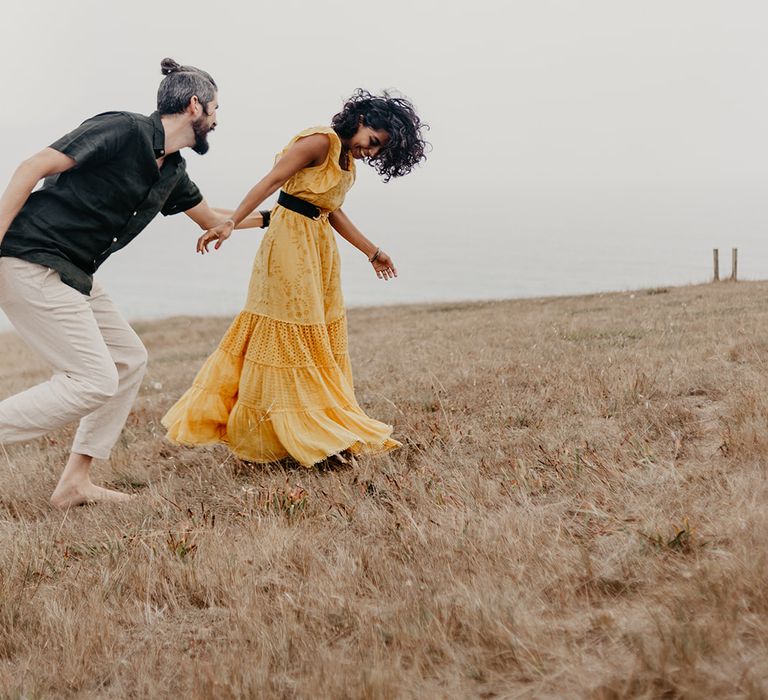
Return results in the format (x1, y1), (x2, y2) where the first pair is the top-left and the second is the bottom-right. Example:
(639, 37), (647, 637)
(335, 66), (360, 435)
(49, 112), (136, 167)
(161, 171), (203, 216)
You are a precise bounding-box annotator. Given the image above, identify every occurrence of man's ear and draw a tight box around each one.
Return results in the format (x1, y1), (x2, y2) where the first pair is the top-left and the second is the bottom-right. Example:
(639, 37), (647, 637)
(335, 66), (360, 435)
(187, 95), (201, 116)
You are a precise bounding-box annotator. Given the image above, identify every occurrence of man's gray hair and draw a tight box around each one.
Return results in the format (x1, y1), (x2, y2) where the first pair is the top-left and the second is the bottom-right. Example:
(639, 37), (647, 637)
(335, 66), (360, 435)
(157, 58), (217, 115)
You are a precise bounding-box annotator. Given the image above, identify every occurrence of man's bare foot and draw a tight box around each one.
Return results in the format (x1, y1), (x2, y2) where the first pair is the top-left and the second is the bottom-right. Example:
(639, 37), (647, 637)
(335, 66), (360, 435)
(50, 481), (133, 509)
(50, 451), (134, 508)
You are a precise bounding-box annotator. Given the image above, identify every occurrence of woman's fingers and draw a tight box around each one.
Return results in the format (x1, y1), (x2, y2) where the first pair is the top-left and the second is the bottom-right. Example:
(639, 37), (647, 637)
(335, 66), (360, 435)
(375, 265), (396, 280)
(197, 227), (227, 254)
(197, 234), (214, 254)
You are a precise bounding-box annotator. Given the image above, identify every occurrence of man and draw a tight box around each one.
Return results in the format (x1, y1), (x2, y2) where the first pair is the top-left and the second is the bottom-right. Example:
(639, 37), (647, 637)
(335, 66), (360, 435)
(0, 58), (262, 508)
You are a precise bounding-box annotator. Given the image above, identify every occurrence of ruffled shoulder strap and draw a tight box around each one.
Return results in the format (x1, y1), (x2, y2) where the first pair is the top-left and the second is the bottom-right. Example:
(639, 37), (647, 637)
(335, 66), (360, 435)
(279, 126), (352, 196)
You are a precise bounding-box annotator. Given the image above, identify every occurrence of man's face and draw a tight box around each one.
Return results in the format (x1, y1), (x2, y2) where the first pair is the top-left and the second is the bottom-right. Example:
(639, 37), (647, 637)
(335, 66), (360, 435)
(192, 92), (219, 155)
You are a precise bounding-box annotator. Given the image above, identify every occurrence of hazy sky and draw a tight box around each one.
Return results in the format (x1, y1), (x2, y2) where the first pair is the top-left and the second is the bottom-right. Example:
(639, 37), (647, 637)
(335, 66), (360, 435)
(1, 1), (767, 322)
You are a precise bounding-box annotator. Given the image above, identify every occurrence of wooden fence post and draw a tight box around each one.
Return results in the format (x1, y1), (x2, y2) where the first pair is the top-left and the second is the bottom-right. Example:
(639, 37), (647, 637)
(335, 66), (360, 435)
(713, 249), (719, 282)
(731, 248), (738, 282)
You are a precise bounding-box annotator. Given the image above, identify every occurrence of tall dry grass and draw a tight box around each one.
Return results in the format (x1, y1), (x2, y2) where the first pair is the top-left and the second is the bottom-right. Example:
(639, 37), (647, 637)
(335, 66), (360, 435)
(1, 281), (767, 698)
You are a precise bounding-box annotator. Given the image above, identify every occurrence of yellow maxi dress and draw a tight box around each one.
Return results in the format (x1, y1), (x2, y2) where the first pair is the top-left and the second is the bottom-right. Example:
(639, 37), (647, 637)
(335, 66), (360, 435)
(162, 127), (400, 466)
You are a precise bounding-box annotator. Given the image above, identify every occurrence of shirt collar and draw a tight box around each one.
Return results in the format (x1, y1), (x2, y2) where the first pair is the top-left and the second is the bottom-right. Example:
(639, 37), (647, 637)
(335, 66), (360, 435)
(149, 111), (166, 158)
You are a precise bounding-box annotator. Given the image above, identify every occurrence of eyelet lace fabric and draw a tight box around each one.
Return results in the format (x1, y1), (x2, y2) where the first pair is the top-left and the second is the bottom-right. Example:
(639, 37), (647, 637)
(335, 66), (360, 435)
(162, 127), (400, 466)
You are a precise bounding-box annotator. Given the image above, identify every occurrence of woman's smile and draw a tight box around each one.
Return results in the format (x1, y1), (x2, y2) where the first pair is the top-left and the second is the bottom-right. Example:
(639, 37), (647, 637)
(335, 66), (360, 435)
(346, 126), (390, 160)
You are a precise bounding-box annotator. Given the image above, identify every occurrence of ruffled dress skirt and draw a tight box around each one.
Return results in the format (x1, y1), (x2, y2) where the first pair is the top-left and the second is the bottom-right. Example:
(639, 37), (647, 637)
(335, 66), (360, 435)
(162, 309), (400, 466)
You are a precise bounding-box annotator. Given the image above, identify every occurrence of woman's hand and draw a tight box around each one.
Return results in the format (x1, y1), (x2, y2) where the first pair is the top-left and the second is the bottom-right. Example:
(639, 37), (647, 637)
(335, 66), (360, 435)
(196, 219), (235, 254)
(371, 249), (397, 280)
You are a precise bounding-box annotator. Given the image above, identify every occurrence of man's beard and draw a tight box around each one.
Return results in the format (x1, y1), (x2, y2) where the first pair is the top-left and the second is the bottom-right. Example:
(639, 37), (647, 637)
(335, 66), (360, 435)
(192, 116), (212, 155)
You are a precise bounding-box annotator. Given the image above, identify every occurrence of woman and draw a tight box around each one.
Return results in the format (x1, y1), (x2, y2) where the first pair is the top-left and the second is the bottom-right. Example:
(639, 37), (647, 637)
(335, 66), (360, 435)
(162, 90), (428, 466)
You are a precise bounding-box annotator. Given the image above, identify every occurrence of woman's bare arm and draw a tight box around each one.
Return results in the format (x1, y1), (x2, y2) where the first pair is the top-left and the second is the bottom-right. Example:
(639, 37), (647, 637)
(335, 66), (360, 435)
(210, 207), (265, 229)
(196, 134), (331, 253)
(329, 208), (397, 280)
(185, 201), (265, 230)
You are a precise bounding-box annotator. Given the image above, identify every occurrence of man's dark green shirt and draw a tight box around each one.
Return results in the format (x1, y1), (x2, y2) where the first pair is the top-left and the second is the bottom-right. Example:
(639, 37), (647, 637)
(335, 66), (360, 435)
(0, 111), (203, 294)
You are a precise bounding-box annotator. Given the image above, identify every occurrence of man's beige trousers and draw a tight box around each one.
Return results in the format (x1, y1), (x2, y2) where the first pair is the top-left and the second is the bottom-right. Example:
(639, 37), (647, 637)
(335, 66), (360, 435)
(0, 257), (148, 459)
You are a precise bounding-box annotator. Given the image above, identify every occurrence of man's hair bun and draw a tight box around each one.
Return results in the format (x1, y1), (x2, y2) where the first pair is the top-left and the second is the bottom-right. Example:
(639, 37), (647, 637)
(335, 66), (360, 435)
(157, 58), (217, 116)
(160, 58), (182, 75)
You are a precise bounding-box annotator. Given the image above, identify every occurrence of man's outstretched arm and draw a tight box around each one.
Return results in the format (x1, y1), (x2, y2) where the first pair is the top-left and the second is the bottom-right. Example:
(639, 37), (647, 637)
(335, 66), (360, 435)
(0, 148), (76, 245)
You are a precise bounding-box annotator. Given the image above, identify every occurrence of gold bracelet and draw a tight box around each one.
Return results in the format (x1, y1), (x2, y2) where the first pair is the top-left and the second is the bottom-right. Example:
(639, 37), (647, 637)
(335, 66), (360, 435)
(369, 247), (381, 263)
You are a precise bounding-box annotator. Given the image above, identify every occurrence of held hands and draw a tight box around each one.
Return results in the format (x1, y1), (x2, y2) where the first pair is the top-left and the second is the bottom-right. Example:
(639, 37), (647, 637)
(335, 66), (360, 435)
(196, 219), (235, 254)
(370, 248), (397, 280)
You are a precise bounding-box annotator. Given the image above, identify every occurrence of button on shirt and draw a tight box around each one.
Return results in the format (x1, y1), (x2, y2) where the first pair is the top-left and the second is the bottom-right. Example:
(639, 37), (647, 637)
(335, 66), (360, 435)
(0, 111), (203, 294)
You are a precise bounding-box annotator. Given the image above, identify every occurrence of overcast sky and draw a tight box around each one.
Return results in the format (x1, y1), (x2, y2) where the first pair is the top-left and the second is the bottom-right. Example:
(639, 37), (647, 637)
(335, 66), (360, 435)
(1, 1), (767, 321)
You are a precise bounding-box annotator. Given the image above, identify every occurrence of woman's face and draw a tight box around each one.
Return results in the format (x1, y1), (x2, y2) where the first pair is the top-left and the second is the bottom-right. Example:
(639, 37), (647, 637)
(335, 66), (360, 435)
(346, 123), (390, 160)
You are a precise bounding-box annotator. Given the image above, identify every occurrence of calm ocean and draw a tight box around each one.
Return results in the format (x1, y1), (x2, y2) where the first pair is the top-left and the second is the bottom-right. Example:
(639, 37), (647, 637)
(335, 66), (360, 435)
(1, 201), (765, 333)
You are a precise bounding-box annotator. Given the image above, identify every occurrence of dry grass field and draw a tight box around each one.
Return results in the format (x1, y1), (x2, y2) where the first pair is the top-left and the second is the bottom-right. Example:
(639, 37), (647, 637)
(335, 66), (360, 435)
(1, 281), (768, 699)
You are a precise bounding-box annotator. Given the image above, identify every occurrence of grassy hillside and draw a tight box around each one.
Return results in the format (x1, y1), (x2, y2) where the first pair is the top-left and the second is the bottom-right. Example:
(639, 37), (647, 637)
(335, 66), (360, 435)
(1, 281), (767, 698)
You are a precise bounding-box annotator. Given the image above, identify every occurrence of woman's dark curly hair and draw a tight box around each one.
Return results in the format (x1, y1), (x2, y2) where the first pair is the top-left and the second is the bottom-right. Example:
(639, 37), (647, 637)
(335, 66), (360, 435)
(332, 89), (429, 182)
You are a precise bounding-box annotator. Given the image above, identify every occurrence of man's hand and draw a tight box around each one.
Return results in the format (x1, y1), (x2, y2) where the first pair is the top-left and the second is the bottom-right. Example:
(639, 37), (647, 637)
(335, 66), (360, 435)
(371, 250), (397, 280)
(196, 219), (235, 253)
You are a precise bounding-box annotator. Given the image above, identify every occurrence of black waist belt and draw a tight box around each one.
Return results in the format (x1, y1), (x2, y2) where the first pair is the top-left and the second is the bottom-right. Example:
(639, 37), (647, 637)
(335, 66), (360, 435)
(277, 191), (321, 219)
